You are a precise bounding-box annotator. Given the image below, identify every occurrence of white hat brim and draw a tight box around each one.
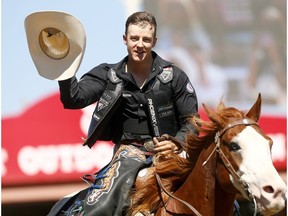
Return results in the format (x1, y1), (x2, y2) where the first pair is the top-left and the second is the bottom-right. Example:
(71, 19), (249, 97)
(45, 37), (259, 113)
(25, 11), (86, 80)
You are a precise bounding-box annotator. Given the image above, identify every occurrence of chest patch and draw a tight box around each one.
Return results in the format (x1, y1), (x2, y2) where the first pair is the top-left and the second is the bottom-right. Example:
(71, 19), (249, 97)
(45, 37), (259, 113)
(158, 67), (173, 83)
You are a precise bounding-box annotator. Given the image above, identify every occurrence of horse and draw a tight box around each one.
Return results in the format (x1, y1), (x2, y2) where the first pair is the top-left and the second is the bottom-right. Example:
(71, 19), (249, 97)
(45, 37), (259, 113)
(129, 94), (287, 216)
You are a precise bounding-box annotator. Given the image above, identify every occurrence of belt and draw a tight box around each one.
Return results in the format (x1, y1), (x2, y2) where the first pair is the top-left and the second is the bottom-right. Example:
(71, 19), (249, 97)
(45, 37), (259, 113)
(121, 139), (155, 156)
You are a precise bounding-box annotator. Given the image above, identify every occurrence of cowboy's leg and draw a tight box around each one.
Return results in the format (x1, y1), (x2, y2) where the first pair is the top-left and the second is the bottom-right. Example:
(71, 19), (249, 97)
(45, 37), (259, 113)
(47, 188), (89, 216)
(84, 144), (147, 216)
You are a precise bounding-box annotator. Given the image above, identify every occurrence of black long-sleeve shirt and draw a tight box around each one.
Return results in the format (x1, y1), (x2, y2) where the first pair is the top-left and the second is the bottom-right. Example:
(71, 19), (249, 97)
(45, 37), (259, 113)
(58, 52), (198, 143)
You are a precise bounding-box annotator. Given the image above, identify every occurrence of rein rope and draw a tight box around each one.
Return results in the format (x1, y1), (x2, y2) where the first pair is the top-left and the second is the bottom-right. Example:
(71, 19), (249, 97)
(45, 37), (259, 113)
(155, 172), (202, 216)
(202, 118), (259, 216)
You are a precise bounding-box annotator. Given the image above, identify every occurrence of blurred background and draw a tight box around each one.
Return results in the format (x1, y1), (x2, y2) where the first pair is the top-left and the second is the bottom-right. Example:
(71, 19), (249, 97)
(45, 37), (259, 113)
(1, 0), (286, 215)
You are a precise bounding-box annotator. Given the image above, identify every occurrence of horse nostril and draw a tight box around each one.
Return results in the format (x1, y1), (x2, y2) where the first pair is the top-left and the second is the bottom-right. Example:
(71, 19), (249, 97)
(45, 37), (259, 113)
(263, 185), (274, 193)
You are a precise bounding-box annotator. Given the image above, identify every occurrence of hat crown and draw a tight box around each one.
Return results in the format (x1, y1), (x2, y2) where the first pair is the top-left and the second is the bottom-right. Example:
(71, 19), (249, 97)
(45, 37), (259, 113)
(39, 27), (70, 60)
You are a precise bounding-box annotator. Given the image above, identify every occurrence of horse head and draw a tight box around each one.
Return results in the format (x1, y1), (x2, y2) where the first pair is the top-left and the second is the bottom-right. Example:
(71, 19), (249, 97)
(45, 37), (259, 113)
(129, 94), (286, 216)
(203, 93), (287, 215)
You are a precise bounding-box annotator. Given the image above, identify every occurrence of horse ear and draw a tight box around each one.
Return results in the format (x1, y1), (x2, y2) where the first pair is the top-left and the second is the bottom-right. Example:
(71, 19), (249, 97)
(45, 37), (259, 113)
(246, 93), (262, 122)
(202, 103), (224, 128)
(202, 103), (212, 118)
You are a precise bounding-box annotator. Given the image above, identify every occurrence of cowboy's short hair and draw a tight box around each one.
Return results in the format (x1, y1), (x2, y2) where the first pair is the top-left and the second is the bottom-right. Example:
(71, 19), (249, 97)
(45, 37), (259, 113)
(125, 11), (157, 37)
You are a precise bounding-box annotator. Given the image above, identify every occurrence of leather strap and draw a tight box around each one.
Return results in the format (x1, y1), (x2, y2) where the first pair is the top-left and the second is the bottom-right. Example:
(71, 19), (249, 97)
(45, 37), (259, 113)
(155, 172), (202, 216)
(157, 134), (187, 153)
(218, 118), (258, 139)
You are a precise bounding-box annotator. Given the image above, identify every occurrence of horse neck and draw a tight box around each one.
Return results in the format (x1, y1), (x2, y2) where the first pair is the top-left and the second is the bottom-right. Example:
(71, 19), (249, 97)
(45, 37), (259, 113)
(173, 142), (236, 216)
(214, 150), (238, 215)
(168, 142), (217, 215)
(214, 180), (236, 216)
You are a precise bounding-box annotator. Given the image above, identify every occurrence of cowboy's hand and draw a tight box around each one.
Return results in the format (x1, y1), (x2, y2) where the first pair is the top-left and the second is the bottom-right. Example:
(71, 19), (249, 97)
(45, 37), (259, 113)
(153, 137), (179, 156)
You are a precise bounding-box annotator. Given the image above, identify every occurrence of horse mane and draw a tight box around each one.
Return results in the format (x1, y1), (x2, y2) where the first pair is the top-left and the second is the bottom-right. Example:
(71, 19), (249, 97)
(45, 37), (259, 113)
(128, 101), (246, 215)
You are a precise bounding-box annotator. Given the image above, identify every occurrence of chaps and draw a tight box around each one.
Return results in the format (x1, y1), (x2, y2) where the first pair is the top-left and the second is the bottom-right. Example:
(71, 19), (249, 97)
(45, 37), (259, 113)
(47, 144), (147, 216)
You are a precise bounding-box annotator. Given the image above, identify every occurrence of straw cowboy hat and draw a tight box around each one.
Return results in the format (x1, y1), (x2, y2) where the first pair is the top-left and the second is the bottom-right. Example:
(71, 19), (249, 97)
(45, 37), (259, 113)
(25, 11), (86, 80)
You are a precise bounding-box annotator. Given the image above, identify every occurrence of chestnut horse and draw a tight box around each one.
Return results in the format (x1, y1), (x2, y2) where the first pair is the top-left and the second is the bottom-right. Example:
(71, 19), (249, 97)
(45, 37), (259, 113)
(130, 94), (286, 216)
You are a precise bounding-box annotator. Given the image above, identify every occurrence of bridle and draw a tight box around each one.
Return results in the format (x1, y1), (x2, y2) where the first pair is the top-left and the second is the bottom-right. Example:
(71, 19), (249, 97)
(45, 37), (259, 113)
(156, 118), (259, 216)
(203, 118), (259, 216)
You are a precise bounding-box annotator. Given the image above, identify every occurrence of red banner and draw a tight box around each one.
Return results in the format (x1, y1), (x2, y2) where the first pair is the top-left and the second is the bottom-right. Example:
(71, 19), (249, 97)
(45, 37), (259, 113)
(1, 93), (286, 186)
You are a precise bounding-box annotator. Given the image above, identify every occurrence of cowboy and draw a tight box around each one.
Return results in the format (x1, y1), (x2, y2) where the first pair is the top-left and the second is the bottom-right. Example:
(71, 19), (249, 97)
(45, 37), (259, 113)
(25, 11), (198, 216)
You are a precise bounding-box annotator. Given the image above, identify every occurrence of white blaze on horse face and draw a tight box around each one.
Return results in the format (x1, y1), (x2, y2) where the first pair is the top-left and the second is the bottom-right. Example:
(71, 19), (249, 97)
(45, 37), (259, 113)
(231, 126), (287, 214)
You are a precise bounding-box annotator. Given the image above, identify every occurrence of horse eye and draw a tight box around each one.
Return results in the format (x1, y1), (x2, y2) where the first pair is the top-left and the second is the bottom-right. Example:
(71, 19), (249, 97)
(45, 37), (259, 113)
(229, 142), (241, 152)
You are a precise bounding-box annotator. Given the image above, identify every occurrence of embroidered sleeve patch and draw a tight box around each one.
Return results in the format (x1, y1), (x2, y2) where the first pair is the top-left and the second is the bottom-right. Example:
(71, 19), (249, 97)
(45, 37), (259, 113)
(186, 82), (194, 93)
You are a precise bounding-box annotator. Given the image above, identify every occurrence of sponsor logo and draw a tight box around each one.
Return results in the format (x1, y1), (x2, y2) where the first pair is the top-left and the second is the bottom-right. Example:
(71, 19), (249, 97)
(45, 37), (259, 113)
(93, 113), (100, 121)
(147, 99), (160, 136)
(159, 104), (174, 118)
(122, 93), (132, 97)
(97, 98), (109, 111)
(110, 69), (120, 83)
